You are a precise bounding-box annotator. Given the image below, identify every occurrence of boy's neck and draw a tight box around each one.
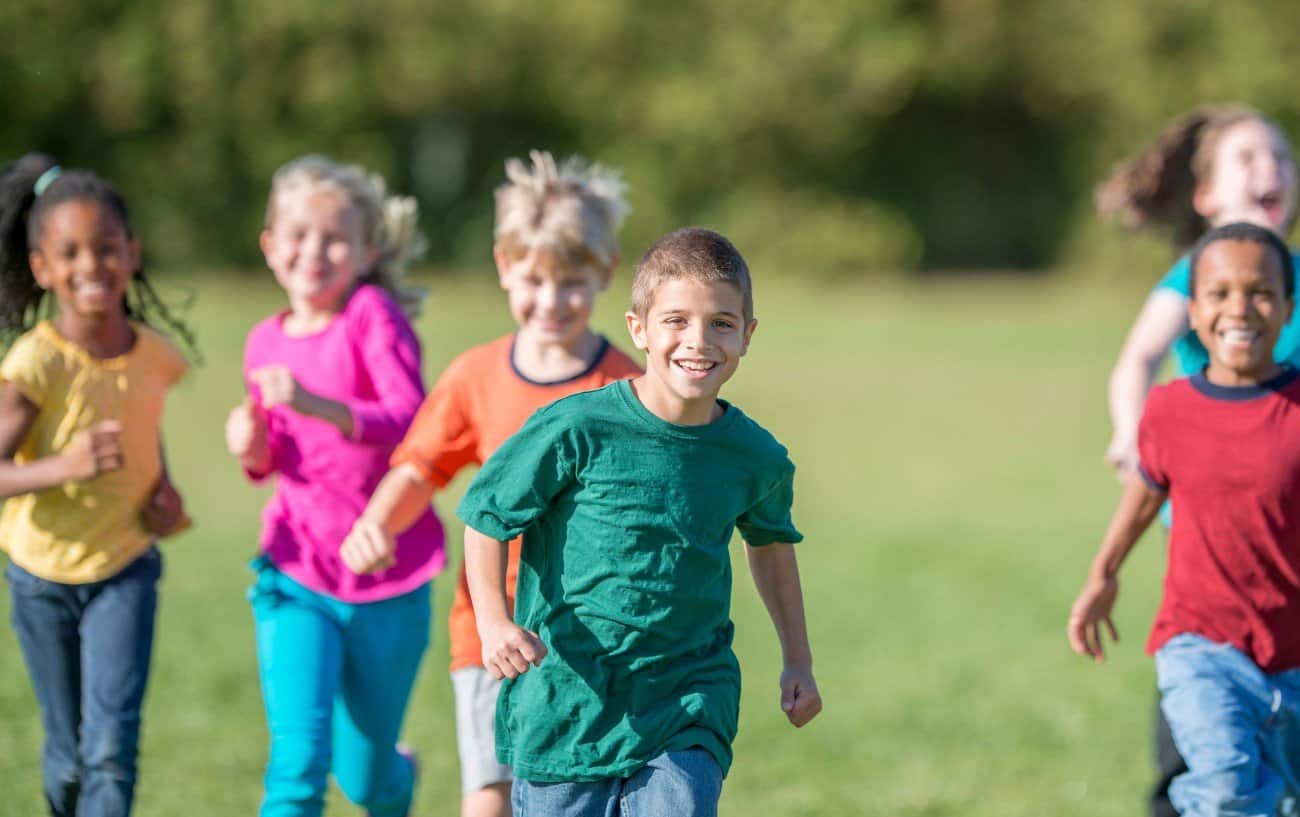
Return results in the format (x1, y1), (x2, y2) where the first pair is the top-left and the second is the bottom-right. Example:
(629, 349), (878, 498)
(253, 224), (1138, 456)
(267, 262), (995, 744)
(512, 329), (603, 383)
(1204, 360), (1284, 388)
(52, 312), (135, 359)
(629, 376), (724, 426)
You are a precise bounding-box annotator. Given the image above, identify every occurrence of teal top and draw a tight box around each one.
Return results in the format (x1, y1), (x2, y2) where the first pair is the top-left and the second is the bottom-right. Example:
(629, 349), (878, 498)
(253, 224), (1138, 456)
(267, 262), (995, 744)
(457, 379), (802, 782)
(1155, 251), (1300, 376)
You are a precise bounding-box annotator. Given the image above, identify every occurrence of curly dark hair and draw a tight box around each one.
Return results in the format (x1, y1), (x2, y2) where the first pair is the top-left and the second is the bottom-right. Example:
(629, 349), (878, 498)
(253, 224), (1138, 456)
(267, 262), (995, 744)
(0, 153), (196, 356)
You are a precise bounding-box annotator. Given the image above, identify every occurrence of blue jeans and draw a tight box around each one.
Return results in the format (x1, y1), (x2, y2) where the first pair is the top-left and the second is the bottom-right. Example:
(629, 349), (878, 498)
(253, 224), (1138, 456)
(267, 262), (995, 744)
(249, 557), (429, 817)
(1156, 633), (1300, 817)
(511, 749), (723, 817)
(6, 548), (162, 817)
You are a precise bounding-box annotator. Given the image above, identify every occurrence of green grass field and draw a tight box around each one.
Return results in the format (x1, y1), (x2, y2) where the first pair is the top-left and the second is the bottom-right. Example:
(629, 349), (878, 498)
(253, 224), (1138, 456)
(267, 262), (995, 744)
(0, 272), (1172, 815)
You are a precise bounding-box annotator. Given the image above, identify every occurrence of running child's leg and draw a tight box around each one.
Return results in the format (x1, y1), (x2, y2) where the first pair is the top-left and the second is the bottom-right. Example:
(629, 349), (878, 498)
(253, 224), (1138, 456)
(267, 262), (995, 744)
(620, 749), (723, 817)
(250, 562), (344, 817)
(511, 776), (620, 817)
(1157, 634), (1286, 817)
(6, 562), (84, 817)
(331, 584), (430, 817)
(1151, 694), (1188, 817)
(451, 666), (512, 817)
(77, 548), (162, 817)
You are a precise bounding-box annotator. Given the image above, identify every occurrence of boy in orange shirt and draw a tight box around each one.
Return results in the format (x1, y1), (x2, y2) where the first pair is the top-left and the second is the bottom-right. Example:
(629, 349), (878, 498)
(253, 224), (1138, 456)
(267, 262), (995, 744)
(341, 151), (640, 817)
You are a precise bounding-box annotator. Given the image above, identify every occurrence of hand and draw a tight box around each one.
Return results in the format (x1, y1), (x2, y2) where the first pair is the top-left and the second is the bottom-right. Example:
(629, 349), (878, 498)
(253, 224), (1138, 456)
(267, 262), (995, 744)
(779, 665), (822, 727)
(141, 476), (188, 537)
(62, 420), (124, 481)
(1103, 435), (1139, 481)
(479, 618), (548, 680)
(249, 365), (303, 411)
(1068, 575), (1120, 662)
(340, 518), (397, 575)
(225, 398), (268, 458)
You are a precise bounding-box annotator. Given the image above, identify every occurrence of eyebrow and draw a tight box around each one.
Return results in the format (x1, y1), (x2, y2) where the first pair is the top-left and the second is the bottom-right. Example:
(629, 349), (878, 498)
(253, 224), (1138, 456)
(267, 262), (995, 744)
(655, 306), (743, 319)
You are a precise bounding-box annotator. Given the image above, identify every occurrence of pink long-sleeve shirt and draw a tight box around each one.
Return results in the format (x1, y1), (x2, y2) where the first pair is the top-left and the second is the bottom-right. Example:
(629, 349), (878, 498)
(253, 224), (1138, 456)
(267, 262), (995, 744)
(243, 284), (445, 603)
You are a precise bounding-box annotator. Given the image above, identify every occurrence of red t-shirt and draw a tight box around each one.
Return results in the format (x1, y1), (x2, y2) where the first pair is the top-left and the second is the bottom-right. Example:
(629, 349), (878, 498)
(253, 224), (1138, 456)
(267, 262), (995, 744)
(1139, 369), (1300, 672)
(390, 334), (641, 671)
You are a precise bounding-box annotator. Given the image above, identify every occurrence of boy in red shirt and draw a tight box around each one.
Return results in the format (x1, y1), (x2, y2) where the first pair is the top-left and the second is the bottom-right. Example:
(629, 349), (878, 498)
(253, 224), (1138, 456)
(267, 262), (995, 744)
(1069, 221), (1300, 817)
(340, 152), (640, 817)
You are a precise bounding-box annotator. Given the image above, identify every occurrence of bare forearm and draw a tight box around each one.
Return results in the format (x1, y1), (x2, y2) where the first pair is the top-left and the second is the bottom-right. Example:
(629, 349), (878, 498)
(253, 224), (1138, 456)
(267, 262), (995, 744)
(0, 456), (76, 499)
(464, 527), (512, 624)
(746, 542), (813, 668)
(1107, 356), (1157, 447)
(1090, 479), (1166, 580)
(360, 465), (435, 535)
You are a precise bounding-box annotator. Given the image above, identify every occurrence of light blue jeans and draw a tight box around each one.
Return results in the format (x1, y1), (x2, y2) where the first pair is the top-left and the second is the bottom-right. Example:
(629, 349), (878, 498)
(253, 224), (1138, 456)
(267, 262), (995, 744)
(511, 749), (723, 817)
(249, 557), (429, 817)
(1156, 633), (1300, 817)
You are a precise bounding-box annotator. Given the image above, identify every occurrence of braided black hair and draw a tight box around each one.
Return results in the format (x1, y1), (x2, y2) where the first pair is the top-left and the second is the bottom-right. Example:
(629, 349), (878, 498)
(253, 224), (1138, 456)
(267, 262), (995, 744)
(0, 153), (197, 357)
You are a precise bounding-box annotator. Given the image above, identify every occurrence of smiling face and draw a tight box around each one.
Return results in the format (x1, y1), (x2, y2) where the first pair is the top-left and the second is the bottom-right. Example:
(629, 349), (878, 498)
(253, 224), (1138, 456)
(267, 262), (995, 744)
(496, 244), (609, 351)
(625, 277), (757, 424)
(1195, 119), (1298, 234)
(261, 187), (374, 317)
(29, 199), (138, 328)
(1189, 238), (1293, 386)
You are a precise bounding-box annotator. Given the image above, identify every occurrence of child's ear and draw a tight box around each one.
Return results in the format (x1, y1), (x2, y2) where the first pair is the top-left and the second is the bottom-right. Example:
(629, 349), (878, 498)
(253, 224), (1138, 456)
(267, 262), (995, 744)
(493, 246), (511, 289)
(625, 310), (648, 351)
(1192, 180), (1220, 221)
(259, 229), (275, 263)
(28, 249), (50, 290)
(740, 318), (758, 356)
(129, 237), (142, 277)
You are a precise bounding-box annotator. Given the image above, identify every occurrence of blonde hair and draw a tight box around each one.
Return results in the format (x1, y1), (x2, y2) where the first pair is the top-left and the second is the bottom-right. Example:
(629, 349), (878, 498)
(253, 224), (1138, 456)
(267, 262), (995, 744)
(266, 155), (428, 317)
(494, 151), (628, 271)
(632, 227), (753, 322)
(1095, 105), (1294, 250)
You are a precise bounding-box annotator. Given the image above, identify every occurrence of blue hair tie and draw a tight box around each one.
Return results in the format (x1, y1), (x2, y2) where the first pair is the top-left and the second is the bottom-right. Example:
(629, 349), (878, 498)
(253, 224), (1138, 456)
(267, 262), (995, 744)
(33, 166), (62, 197)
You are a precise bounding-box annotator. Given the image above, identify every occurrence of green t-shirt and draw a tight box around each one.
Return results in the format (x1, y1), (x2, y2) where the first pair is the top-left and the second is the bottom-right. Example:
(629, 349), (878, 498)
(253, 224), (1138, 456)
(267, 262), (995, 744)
(457, 379), (802, 782)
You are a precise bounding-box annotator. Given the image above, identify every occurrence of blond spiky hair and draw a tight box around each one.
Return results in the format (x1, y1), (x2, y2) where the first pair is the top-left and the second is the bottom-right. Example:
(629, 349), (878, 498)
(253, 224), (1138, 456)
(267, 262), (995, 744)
(266, 155), (429, 318)
(494, 150), (629, 271)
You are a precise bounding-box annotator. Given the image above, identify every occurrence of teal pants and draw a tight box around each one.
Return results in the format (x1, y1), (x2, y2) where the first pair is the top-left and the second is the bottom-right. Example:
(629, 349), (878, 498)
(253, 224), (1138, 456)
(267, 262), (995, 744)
(249, 557), (429, 817)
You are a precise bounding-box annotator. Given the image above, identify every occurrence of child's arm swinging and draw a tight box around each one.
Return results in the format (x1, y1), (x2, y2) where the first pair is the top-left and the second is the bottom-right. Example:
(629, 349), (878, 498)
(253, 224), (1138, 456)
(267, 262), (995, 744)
(340, 464), (434, 575)
(1068, 476), (1168, 662)
(746, 542), (822, 727)
(1105, 291), (1188, 476)
(141, 438), (189, 537)
(464, 525), (546, 680)
(0, 382), (122, 498)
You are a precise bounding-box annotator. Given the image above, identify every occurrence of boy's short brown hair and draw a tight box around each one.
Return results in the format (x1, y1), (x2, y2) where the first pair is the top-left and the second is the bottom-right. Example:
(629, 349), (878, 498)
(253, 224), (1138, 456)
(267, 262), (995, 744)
(632, 228), (753, 321)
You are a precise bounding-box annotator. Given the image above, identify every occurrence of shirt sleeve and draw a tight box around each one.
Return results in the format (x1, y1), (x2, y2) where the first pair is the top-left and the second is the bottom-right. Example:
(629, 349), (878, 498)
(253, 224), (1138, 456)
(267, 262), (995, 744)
(1153, 255), (1192, 298)
(1136, 395), (1170, 492)
(145, 330), (189, 388)
(0, 333), (52, 406)
(390, 359), (478, 488)
(345, 289), (427, 446)
(456, 406), (576, 542)
(737, 462), (804, 546)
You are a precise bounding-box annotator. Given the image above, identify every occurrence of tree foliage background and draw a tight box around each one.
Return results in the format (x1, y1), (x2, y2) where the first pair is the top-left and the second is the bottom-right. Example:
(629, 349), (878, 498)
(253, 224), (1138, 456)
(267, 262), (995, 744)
(5, 0), (1300, 276)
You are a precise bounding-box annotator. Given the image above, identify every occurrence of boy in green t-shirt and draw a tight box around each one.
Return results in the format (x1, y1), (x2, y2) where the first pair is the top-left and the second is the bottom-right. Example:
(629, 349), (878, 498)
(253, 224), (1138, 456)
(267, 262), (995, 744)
(458, 227), (821, 816)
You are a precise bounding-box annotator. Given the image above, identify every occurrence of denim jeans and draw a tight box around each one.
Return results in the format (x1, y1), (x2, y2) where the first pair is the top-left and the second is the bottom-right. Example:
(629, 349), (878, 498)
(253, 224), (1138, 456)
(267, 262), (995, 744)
(6, 548), (162, 817)
(1156, 633), (1300, 817)
(249, 557), (428, 817)
(511, 749), (723, 817)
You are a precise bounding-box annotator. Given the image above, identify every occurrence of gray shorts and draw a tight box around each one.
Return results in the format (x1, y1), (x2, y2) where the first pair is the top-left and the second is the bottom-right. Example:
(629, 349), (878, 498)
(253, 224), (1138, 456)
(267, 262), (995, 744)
(451, 666), (513, 793)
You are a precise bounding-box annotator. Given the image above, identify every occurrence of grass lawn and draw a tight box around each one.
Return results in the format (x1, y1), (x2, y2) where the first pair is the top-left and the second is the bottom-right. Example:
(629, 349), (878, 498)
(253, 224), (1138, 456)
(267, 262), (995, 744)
(0, 271), (1169, 816)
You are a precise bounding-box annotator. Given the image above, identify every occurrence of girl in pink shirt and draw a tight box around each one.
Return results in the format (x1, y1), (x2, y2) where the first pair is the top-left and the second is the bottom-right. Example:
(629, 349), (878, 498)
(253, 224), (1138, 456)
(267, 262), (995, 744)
(224, 155), (443, 817)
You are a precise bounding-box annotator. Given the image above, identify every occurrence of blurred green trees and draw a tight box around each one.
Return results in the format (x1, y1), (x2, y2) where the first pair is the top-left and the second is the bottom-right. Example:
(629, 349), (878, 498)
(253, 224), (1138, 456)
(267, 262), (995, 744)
(4, 0), (1300, 274)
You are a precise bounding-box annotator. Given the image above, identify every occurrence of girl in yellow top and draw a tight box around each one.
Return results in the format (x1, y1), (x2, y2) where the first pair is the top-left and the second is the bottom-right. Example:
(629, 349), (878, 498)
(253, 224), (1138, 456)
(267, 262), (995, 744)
(0, 153), (193, 817)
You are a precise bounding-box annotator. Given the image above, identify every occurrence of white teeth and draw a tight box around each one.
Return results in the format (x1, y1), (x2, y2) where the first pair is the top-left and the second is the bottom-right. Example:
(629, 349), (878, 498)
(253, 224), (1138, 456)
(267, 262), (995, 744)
(675, 360), (715, 372)
(1221, 329), (1259, 343)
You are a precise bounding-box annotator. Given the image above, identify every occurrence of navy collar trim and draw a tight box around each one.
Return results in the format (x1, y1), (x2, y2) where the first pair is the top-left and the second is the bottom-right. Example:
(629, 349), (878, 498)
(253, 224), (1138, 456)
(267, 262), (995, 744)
(1189, 366), (1300, 401)
(509, 335), (611, 386)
